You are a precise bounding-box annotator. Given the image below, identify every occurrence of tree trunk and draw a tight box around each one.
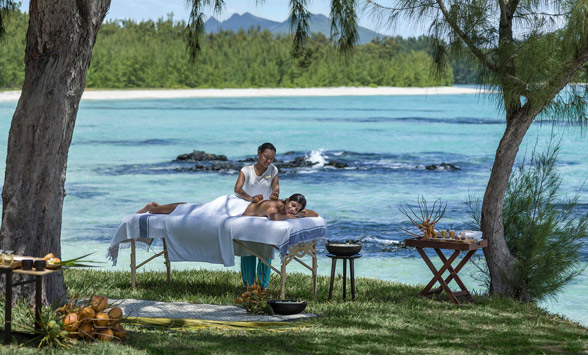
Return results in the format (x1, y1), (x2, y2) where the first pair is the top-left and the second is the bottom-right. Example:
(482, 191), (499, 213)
(0, 0), (110, 304)
(481, 110), (534, 297)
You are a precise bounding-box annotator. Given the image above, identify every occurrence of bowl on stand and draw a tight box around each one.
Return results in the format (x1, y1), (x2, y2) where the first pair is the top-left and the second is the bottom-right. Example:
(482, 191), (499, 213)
(325, 241), (362, 256)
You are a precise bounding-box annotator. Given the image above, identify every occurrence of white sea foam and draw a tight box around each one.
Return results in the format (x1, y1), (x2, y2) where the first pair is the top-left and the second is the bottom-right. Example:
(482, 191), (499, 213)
(306, 149), (327, 169)
(359, 236), (404, 245)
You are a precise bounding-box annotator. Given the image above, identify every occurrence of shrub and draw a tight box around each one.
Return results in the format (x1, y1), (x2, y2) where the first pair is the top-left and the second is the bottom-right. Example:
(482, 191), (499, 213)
(469, 139), (588, 302)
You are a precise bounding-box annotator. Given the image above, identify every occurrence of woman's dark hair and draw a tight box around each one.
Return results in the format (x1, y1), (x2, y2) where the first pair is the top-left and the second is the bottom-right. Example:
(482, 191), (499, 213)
(288, 193), (307, 211)
(258, 142), (276, 153)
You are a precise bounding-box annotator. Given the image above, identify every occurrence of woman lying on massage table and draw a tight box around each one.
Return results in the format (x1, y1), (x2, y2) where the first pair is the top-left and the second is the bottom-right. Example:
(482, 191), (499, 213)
(242, 193), (318, 220)
(136, 193), (318, 219)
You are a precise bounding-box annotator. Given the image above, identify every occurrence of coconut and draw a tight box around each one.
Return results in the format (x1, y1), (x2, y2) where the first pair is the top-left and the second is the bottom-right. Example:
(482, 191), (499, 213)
(64, 312), (78, 326)
(42, 253), (55, 261)
(112, 324), (127, 341)
(78, 322), (95, 341)
(91, 295), (108, 312)
(79, 306), (95, 321)
(107, 307), (122, 320)
(96, 328), (114, 342)
(95, 312), (109, 327)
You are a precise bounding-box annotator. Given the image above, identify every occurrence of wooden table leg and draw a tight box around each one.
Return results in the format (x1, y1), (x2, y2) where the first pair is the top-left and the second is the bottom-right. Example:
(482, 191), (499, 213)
(350, 258), (356, 301)
(328, 258), (336, 300)
(130, 239), (136, 290)
(4, 269), (12, 344)
(434, 249), (476, 300)
(342, 259), (347, 301)
(280, 261), (287, 300)
(416, 247), (461, 304)
(312, 242), (318, 299)
(35, 275), (42, 331)
(162, 239), (171, 285)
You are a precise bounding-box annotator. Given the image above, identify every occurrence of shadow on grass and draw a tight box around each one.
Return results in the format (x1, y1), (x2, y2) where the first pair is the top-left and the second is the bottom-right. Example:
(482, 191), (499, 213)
(28, 269), (580, 354)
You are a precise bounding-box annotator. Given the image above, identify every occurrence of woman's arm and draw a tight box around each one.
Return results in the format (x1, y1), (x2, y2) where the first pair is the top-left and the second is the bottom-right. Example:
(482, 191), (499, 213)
(296, 209), (319, 218)
(234, 171), (262, 202)
(267, 206), (297, 220)
(270, 174), (280, 200)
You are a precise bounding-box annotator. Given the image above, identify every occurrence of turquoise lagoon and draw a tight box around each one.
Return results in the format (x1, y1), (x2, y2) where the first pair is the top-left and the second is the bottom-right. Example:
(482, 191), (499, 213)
(0, 92), (586, 326)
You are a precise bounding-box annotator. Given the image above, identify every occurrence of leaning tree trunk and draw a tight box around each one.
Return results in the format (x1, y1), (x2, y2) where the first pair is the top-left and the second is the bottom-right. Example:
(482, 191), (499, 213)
(481, 110), (535, 297)
(0, 0), (110, 304)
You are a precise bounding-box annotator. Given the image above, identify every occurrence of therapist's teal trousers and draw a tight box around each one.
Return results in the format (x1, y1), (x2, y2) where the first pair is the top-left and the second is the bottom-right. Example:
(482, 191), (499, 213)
(240, 256), (271, 289)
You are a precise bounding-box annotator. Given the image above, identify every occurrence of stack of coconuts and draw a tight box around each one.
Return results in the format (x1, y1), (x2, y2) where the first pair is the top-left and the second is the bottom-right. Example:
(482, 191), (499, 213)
(60, 295), (126, 342)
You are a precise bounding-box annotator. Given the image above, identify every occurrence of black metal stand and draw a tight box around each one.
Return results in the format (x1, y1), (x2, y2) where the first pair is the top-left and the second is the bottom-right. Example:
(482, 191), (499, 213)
(327, 253), (361, 301)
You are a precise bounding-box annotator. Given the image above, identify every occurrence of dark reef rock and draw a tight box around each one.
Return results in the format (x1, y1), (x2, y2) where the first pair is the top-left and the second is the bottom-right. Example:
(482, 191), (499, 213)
(425, 163), (460, 171)
(177, 162), (239, 172)
(275, 157), (317, 169)
(325, 160), (349, 168)
(237, 157), (257, 163)
(174, 151), (349, 172)
(175, 150), (228, 162)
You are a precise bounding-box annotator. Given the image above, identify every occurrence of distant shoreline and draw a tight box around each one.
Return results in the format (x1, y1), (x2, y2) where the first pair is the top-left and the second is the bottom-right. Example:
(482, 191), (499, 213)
(0, 86), (487, 102)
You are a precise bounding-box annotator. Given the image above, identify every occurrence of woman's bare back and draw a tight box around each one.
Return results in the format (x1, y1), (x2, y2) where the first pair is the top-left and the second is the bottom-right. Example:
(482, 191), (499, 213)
(242, 200), (282, 218)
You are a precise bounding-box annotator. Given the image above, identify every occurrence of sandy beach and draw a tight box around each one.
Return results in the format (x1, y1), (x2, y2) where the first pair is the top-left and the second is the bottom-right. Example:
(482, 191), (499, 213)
(0, 86), (486, 102)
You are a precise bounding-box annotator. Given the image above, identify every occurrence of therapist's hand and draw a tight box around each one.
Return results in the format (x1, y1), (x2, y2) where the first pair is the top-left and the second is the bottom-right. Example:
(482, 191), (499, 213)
(252, 194), (264, 203)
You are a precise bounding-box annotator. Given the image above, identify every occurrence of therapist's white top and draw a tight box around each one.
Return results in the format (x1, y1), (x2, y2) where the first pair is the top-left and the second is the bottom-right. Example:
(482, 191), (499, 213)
(240, 164), (278, 200)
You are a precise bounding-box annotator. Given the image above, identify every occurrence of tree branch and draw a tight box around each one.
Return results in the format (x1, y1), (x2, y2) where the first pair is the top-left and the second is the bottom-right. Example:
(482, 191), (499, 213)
(537, 45), (588, 108)
(434, 0), (497, 73)
(365, 0), (432, 12)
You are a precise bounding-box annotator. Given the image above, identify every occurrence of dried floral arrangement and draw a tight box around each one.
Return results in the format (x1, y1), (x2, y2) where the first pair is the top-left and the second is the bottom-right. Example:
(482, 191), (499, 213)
(398, 196), (447, 239)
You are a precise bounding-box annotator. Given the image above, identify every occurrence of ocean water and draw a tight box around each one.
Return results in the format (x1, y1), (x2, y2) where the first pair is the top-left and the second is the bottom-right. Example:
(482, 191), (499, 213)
(0, 93), (586, 326)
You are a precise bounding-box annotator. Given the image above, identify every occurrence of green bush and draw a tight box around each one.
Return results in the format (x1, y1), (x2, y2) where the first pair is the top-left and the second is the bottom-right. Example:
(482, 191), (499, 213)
(469, 139), (588, 302)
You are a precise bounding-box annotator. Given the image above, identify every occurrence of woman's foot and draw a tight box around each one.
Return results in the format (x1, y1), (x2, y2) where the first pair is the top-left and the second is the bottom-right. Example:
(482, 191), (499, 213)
(137, 202), (157, 214)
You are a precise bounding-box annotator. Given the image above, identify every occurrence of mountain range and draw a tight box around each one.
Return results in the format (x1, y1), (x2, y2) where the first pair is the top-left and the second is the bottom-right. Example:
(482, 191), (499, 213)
(204, 12), (386, 44)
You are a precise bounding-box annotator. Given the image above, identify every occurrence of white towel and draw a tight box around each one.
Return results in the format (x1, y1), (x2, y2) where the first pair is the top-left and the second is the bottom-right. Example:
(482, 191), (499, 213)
(107, 195), (327, 267)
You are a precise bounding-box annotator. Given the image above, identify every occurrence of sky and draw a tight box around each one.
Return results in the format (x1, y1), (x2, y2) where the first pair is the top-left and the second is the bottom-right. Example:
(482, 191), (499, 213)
(18, 0), (428, 38)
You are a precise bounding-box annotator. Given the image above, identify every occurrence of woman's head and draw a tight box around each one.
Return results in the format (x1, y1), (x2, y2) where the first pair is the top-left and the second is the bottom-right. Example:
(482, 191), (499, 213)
(258, 142), (276, 154)
(284, 193), (307, 215)
(257, 142), (276, 168)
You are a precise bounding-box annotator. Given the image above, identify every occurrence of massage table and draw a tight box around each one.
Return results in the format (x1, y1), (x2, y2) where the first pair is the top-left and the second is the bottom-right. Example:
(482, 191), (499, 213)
(107, 195), (327, 299)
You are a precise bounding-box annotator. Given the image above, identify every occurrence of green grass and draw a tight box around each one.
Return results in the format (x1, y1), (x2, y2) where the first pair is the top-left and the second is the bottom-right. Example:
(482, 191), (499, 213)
(1, 269), (587, 354)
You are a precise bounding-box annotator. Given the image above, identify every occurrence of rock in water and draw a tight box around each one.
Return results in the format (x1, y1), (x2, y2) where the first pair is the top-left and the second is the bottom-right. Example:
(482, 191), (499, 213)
(425, 163), (460, 171)
(325, 160), (349, 168)
(275, 157), (316, 169)
(175, 150), (228, 162)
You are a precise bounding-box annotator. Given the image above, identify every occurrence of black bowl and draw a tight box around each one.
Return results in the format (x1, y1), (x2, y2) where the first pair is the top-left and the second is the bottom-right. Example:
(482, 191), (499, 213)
(267, 300), (307, 315)
(325, 242), (362, 256)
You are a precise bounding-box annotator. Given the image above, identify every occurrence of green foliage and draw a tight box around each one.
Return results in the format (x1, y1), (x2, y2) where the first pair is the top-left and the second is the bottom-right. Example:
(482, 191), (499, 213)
(86, 19), (453, 89)
(0, 12), (454, 89)
(468, 139), (588, 302)
(503, 141), (588, 302)
(21, 305), (73, 349)
(0, 8), (26, 89)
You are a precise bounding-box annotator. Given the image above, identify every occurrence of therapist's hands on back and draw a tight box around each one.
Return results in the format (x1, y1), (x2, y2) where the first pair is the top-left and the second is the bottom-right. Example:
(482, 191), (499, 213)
(252, 194), (264, 203)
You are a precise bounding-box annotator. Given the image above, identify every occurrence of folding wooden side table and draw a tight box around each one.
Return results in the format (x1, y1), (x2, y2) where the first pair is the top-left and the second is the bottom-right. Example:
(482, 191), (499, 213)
(404, 238), (487, 304)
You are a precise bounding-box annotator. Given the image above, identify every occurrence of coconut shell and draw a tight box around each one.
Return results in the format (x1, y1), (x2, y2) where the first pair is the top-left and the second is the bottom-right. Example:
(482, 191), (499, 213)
(64, 312), (78, 326)
(96, 328), (114, 342)
(108, 307), (122, 320)
(95, 312), (109, 327)
(112, 324), (127, 341)
(78, 322), (95, 341)
(79, 306), (95, 322)
(91, 295), (108, 312)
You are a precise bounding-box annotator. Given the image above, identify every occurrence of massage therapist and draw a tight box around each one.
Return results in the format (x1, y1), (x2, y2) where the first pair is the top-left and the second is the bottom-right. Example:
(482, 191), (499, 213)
(234, 142), (279, 289)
